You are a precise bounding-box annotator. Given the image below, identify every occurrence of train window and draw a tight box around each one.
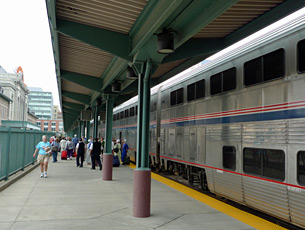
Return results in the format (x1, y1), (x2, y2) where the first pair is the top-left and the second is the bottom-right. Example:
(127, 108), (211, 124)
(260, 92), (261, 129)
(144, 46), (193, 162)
(170, 91), (176, 106)
(210, 73), (222, 95)
(211, 68), (236, 95)
(243, 148), (285, 181)
(187, 80), (205, 102)
(223, 68), (236, 92)
(135, 106), (138, 116)
(244, 57), (263, 86)
(125, 109), (129, 118)
(171, 88), (183, 106)
(263, 49), (285, 81)
(120, 111), (124, 119)
(113, 115), (116, 121)
(187, 83), (195, 101)
(177, 88), (183, 104)
(196, 79), (205, 99)
(244, 49), (284, 86)
(297, 151), (305, 185)
(117, 114), (120, 120)
(223, 146), (236, 170)
(130, 107), (135, 117)
(297, 39), (305, 73)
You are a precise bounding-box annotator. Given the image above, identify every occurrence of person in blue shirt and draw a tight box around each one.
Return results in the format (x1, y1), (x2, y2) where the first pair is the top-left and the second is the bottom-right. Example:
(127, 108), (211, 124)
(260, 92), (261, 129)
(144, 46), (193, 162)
(33, 135), (52, 178)
(121, 139), (129, 164)
(72, 134), (79, 147)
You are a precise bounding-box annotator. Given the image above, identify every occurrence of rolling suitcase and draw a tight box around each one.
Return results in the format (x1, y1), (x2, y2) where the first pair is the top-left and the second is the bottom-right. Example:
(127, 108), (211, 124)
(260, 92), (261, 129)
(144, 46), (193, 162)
(113, 155), (120, 167)
(123, 156), (130, 165)
(61, 151), (67, 160)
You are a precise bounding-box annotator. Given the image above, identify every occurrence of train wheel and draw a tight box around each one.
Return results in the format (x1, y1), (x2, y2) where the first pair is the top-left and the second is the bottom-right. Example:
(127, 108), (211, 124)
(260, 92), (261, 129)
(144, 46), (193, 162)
(199, 171), (208, 191)
(187, 167), (194, 186)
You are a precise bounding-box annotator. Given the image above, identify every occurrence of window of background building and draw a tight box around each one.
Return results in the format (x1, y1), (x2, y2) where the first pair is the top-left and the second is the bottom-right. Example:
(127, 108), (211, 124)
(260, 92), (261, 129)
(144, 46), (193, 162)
(37, 121), (41, 126)
(51, 127), (56, 131)
(44, 127), (48, 131)
(51, 122), (56, 126)
(44, 121), (48, 126)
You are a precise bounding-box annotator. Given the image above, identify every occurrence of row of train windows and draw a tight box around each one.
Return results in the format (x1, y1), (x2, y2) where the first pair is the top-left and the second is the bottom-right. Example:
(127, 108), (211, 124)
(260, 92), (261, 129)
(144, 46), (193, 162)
(223, 147), (305, 185)
(170, 39), (305, 106)
(113, 106), (138, 121)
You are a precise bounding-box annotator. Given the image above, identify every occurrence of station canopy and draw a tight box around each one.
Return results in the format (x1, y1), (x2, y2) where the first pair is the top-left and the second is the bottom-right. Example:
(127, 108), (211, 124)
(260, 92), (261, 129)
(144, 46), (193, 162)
(46, 0), (305, 131)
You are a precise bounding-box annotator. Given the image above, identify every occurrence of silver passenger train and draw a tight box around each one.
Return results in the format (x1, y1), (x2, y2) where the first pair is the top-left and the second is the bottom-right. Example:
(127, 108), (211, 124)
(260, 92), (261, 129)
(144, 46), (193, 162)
(102, 15), (305, 228)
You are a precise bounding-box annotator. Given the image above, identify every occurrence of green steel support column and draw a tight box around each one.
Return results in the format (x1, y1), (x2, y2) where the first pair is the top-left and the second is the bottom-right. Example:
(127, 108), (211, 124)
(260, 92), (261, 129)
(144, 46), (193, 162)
(136, 71), (144, 168)
(93, 105), (99, 138)
(133, 60), (152, 217)
(140, 60), (152, 169)
(79, 121), (82, 138)
(5, 127), (11, 180)
(103, 94), (115, 181)
(86, 121), (91, 140)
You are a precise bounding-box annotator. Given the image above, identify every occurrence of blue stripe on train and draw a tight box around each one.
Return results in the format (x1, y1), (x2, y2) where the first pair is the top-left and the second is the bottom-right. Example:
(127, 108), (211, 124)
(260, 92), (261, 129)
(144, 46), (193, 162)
(114, 108), (305, 130)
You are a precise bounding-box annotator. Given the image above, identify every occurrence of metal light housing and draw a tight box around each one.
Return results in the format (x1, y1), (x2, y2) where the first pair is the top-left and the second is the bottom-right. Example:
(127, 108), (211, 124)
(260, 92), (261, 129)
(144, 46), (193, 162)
(126, 66), (137, 80)
(112, 81), (121, 93)
(157, 30), (174, 54)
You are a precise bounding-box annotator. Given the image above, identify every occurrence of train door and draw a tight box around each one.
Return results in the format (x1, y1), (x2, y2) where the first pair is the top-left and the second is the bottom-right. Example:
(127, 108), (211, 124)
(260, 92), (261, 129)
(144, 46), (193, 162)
(169, 129), (176, 157)
(189, 127), (197, 162)
(176, 128), (183, 158)
(197, 127), (206, 164)
(184, 127), (190, 161)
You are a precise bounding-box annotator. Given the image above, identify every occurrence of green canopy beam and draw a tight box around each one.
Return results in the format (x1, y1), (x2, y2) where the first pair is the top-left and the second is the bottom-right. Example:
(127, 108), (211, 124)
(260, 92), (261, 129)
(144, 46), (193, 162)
(163, 38), (224, 63)
(62, 91), (91, 105)
(61, 70), (102, 92)
(56, 19), (130, 61)
(63, 108), (80, 117)
(62, 102), (84, 111)
(170, 0), (239, 50)
(129, 0), (183, 57)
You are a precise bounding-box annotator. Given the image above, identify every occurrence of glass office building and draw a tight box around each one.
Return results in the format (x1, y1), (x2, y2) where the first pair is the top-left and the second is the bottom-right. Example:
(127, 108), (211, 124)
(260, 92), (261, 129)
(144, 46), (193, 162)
(28, 87), (53, 120)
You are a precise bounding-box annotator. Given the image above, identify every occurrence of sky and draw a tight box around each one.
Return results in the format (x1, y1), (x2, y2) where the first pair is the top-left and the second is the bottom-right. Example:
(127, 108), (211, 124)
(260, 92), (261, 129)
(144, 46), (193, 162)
(0, 0), (59, 107)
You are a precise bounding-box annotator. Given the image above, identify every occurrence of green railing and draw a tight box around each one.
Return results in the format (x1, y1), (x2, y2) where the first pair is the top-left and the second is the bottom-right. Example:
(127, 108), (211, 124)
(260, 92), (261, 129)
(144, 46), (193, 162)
(0, 127), (55, 181)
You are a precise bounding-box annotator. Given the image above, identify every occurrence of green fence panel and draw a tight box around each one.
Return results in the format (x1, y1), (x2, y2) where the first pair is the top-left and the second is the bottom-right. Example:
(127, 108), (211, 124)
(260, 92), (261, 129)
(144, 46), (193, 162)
(0, 127), (56, 182)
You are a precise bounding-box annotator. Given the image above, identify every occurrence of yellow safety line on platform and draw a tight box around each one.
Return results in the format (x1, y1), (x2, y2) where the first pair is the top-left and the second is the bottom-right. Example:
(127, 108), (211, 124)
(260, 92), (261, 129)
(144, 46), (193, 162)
(128, 164), (286, 230)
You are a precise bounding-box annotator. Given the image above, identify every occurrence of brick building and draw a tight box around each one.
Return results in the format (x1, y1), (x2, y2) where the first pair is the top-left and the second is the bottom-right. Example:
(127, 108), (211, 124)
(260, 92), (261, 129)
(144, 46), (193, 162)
(37, 119), (64, 133)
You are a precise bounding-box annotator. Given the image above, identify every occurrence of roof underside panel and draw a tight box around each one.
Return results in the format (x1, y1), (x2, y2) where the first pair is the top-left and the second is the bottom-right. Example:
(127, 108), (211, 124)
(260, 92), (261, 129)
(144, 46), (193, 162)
(59, 34), (113, 78)
(61, 78), (92, 95)
(56, 0), (147, 34)
(194, 0), (284, 38)
(62, 96), (84, 104)
(152, 59), (187, 79)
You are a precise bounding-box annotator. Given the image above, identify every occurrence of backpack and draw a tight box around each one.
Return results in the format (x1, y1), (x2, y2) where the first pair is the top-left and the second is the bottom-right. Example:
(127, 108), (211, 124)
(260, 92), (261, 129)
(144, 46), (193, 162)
(51, 142), (58, 152)
(113, 144), (119, 153)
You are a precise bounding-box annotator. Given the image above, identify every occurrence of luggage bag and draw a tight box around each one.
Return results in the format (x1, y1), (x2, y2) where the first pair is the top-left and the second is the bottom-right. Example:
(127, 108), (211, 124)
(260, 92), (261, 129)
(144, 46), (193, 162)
(123, 156), (130, 165)
(113, 155), (120, 167)
(61, 150), (67, 160)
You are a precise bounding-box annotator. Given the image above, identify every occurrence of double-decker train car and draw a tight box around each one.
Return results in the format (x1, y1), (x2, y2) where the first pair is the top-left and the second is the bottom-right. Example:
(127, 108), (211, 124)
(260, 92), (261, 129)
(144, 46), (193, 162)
(101, 15), (305, 228)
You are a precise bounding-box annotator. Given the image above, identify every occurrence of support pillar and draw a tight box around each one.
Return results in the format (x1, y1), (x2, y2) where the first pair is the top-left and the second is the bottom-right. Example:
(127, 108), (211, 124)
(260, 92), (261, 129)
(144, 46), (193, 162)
(93, 104), (99, 138)
(86, 120), (91, 140)
(133, 60), (152, 218)
(102, 94), (115, 181)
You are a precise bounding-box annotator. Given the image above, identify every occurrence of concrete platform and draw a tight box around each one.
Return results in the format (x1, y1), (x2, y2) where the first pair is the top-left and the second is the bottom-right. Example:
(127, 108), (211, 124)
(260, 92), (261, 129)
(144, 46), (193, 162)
(0, 158), (257, 230)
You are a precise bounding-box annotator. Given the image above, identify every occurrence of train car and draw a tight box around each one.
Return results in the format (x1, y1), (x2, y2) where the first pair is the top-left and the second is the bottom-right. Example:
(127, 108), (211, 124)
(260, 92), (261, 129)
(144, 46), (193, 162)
(101, 14), (305, 228)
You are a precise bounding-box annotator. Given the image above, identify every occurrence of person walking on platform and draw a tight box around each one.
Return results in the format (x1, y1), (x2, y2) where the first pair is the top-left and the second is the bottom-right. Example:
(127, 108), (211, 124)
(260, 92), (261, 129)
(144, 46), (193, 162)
(86, 138), (93, 165)
(51, 137), (60, 162)
(60, 137), (67, 155)
(113, 139), (121, 161)
(76, 138), (86, 167)
(121, 139), (129, 164)
(33, 135), (52, 178)
(66, 137), (74, 160)
(89, 138), (103, 170)
(72, 134), (79, 147)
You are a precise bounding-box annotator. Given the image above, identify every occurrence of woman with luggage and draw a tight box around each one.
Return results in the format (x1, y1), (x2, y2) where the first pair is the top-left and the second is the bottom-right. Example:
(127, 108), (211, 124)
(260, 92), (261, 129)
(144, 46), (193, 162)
(51, 138), (60, 162)
(66, 137), (75, 160)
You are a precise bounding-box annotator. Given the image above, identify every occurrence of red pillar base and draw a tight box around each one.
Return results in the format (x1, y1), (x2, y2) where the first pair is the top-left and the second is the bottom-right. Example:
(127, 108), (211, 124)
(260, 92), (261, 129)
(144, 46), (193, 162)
(102, 153), (113, 181)
(133, 168), (151, 218)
